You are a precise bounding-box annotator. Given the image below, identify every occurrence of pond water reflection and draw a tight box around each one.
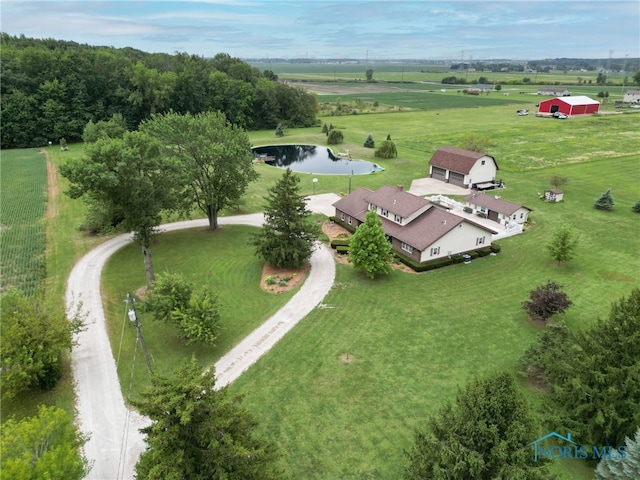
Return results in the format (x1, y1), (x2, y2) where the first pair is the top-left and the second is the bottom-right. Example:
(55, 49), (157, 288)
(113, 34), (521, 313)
(252, 144), (383, 175)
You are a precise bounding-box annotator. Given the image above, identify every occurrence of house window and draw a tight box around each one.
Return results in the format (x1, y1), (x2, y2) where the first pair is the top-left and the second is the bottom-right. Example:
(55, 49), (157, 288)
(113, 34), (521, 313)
(476, 236), (485, 245)
(480, 206), (486, 213)
(381, 209), (388, 217)
(520, 213), (524, 219)
(394, 214), (402, 223)
(430, 246), (440, 256)
(513, 214), (517, 220)
(481, 160), (486, 165)
(370, 204), (376, 212)
(348, 216), (352, 225)
(340, 212), (345, 221)
(401, 242), (413, 254)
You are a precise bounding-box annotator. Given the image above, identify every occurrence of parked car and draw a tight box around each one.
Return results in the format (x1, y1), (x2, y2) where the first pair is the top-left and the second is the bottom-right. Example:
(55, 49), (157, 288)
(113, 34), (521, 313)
(556, 113), (568, 119)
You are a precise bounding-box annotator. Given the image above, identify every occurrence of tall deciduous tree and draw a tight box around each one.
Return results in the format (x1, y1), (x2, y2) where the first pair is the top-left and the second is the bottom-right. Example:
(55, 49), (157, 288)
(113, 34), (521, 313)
(140, 111), (258, 230)
(546, 225), (579, 266)
(133, 358), (285, 480)
(0, 405), (90, 479)
(522, 281), (573, 322)
(348, 210), (393, 279)
(0, 289), (84, 398)
(252, 168), (320, 268)
(404, 373), (547, 480)
(60, 131), (179, 284)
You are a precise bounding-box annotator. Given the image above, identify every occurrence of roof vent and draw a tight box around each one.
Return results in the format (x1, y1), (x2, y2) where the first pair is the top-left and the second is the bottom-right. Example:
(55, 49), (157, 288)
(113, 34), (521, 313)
(396, 184), (403, 191)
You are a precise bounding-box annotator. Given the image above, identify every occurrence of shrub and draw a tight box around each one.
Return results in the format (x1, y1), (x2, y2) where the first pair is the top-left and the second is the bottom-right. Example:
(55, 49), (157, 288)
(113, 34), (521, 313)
(327, 129), (344, 145)
(374, 139), (397, 159)
(632, 200), (640, 213)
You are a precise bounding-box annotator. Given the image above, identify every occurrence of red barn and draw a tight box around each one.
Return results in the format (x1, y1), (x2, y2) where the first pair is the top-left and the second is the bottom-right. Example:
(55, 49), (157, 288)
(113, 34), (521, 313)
(537, 95), (600, 116)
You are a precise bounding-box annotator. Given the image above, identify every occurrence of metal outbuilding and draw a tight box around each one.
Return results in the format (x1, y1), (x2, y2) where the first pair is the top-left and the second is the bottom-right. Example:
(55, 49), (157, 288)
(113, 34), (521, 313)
(537, 95), (600, 116)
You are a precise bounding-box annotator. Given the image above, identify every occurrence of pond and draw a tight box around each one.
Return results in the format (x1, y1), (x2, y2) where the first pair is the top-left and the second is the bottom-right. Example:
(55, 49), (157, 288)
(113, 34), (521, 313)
(252, 144), (384, 175)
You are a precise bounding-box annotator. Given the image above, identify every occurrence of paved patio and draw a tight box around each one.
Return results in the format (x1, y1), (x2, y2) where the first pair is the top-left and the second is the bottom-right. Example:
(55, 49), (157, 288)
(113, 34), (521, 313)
(408, 177), (471, 196)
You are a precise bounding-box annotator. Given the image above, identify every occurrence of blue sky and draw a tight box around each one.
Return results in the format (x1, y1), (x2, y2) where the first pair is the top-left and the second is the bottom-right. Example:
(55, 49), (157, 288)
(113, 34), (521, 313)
(2, 1), (638, 60)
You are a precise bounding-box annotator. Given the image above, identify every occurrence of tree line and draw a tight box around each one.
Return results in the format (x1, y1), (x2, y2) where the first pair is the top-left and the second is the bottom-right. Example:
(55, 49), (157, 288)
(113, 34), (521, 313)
(0, 33), (318, 149)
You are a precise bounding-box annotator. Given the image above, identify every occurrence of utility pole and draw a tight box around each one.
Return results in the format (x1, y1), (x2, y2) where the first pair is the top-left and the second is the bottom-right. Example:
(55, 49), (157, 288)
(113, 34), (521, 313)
(126, 292), (153, 377)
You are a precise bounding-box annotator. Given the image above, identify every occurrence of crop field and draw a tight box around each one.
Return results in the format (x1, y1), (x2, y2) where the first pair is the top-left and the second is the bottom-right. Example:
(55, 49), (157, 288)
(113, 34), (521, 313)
(0, 149), (47, 296)
(249, 61), (630, 85)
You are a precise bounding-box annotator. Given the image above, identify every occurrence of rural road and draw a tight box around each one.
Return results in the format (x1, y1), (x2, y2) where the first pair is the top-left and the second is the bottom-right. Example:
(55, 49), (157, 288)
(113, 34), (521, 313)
(66, 195), (339, 480)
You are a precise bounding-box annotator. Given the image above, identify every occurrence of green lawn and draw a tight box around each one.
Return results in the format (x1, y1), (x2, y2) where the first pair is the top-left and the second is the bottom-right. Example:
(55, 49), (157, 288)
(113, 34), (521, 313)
(101, 226), (302, 400)
(226, 155), (639, 479)
(3, 96), (638, 476)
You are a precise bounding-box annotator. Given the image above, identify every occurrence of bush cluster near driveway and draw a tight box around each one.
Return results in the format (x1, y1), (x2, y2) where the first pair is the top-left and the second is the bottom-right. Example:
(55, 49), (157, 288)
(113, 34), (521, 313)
(101, 226), (299, 401)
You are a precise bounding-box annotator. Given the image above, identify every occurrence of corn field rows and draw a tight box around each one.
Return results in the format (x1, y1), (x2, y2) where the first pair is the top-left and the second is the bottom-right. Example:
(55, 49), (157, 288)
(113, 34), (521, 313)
(0, 149), (47, 296)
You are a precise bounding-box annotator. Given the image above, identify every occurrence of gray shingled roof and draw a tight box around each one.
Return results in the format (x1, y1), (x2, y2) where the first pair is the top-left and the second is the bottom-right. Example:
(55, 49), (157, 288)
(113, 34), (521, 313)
(428, 146), (497, 174)
(464, 192), (531, 216)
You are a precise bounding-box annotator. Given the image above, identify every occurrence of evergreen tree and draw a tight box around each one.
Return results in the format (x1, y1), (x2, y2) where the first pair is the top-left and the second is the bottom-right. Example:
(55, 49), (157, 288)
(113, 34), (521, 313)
(252, 169), (320, 268)
(133, 358), (285, 480)
(363, 134), (375, 148)
(595, 427), (640, 480)
(322, 123), (329, 135)
(275, 123), (284, 137)
(522, 281), (573, 322)
(522, 288), (640, 448)
(594, 188), (615, 211)
(632, 199), (640, 213)
(404, 373), (548, 480)
(348, 210), (393, 279)
(546, 225), (579, 266)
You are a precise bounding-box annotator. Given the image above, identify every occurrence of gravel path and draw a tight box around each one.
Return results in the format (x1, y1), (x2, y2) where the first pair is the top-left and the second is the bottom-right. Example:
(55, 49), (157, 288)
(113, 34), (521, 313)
(66, 210), (336, 480)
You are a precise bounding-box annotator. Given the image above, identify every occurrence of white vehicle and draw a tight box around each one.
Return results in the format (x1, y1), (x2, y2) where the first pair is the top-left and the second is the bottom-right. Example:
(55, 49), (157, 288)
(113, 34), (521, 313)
(517, 109), (529, 116)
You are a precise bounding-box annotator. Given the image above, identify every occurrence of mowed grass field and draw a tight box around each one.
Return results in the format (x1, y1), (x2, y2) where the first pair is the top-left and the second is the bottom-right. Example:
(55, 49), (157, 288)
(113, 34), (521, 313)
(225, 156), (638, 479)
(98, 102), (640, 478)
(4, 83), (639, 475)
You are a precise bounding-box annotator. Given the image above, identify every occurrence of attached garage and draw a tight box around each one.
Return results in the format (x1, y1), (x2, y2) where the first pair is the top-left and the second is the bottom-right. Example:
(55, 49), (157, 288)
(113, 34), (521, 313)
(537, 95), (600, 116)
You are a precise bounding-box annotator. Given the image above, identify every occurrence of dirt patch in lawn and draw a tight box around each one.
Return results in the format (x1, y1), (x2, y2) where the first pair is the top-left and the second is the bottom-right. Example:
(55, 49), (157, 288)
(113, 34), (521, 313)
(260, 263), (310, 294)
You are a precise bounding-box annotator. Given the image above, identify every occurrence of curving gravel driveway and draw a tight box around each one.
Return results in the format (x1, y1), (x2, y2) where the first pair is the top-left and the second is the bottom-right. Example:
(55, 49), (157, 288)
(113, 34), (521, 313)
(66, 210), (336, 480)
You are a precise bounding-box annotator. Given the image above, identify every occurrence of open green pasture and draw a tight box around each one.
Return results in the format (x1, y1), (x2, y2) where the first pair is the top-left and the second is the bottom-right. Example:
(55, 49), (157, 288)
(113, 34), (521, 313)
(227, 155), (639, 479)
(101, 225), (300, 400)
(0, 149), (47, 296)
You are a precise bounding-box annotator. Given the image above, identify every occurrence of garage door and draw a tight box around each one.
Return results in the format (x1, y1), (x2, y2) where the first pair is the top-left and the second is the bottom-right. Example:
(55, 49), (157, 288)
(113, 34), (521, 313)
(449, 172), (465, 187)
(431, 166), (446, 181)
(488, 210), (499, 222)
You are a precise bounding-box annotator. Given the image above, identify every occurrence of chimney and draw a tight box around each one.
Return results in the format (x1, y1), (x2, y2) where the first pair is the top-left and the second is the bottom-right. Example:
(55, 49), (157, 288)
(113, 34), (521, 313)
(396, 184), (403, 191)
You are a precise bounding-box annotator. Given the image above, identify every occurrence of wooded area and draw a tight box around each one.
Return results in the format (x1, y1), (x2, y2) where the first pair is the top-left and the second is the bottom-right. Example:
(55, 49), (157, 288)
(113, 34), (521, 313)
(0, 34), (318, 149)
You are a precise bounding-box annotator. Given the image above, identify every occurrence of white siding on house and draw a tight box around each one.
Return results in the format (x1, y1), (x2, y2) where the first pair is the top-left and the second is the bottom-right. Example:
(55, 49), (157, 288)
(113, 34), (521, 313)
(418, 222), (491, 262)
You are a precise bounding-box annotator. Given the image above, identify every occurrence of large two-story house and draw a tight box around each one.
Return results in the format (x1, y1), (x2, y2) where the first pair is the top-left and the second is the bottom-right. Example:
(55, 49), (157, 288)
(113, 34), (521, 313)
(333, 185), (497, 264)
